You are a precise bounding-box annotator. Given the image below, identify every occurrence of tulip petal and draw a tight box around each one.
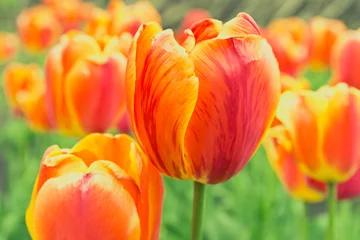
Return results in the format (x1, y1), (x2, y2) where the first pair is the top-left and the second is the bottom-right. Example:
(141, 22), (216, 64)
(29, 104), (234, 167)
(276, 91), (328, 179)
(70, 133), (141, 185)
(217, 12), (261, 38)
(190, 19), (222, 43)
(320, 84), (360, 181)
(186, 36), (280, 183)
(132, 29), (199, 178)
(32, 172), (140, 240)
(126, 23), (162, 137)
(65, 54), (127, 134)
(263, 126), (325, 202)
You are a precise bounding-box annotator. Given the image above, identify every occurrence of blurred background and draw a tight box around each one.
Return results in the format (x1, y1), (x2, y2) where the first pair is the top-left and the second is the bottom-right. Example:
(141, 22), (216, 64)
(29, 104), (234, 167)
(0, 0), (360, 240)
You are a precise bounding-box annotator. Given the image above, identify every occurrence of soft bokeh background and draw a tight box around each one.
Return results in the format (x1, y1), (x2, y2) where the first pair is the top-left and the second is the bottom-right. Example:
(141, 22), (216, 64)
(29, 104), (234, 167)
(0, 0), (360, 239)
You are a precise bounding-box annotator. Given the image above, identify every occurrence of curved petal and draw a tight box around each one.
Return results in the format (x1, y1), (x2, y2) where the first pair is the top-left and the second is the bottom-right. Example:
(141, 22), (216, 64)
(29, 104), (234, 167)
(276, 91), (329, 180)
(338, 168), (360, 200)
(32, 172), (140, 240)
(126, 23), (162, 138)
(263, 126), (325, 202)
(320, 84), (360, 181)
(70, 133), (141, 185)
(133, 29), (199, 179)
(190, 19), (222, 43)
(217, 12), (260, 38)
(186, 36), (280, 183)
(65, 53), (127, 135)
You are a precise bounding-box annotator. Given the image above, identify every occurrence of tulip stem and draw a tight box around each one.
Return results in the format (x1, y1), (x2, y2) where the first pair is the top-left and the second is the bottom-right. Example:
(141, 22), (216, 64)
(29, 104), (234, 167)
(327, 182), (337, 240)
(192, 181), (206, 240)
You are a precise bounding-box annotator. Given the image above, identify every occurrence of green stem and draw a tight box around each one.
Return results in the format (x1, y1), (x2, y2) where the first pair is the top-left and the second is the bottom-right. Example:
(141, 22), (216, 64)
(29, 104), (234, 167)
(191, 181), (206, 240)
(328, 182), (337, 240)
(301, 202), (308, 240)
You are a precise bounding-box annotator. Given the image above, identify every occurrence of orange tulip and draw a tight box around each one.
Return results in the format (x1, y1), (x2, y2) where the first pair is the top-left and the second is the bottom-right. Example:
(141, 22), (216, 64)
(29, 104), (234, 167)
(280, 73), (310, 92)
(263, 125), (326, 202)
(330, 29), (360, 89)
(263, 18), (308, 76)
(26, 133), (163, 240)
(175, 9), (211, 45)
(276, 83), (360, 182)
(3, 62), (51, 131)
(264, 124), (360, 201)
(0, 32), (19, 63)
(45, 31), (127, 136)
(307, 17), (347, 70)
(17, 5), (62, 52)
(127, 13), (281, 184)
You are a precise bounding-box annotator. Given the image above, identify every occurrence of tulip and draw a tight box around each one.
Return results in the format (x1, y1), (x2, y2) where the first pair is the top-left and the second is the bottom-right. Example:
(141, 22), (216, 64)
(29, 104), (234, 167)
(17, 5), (62, 52)
(264, 124), (360, 201)
(45, 31), (128, 136)
(280, 73), (310, 92)
(263, 18), (308, 76)
(276, 83), (360, 183)
(3, 62), (51, 131)
(26, 133), (163, 240)
(175, 9), (211, 45)
(117, 111), (133, 134)
(0, 32), (19, 63)
(330, 29), (360, 89)
(307, 17), (347, 70)
(127, 12), (281, 184)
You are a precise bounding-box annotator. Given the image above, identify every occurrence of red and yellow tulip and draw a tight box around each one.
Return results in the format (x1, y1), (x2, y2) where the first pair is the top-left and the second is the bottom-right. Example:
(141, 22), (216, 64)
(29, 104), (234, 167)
(264, 124), (360, 201)
(0, 32), (19, 63)
(330, 29), (360, 89)
(127, 13), (281, 184)
(26, 133), (163, 240)
(276, 83), (360, 182)
(45, 31), (128, 136)
(263, 18), (308, 76)
(307, 17), (347, 70)
(17, 5), (62, 52)
(3, 62), (51, 131)
(175, 9), (211, 45)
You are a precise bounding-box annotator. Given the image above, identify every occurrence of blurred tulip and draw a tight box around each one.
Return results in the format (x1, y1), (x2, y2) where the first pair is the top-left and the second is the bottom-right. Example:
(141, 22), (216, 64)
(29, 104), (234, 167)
(45, 31), (127, 136)
(276, 83), (360, 182)
(0, 32), (19, 63)
(175, 9), (211, 45)
(263, 18), (308, 76)
(307, 17), (347, 71)
(17, 5), (62, 52)
(3, 62), (51, 131)
(26, 133), (163, 240)
(330, 29), (360, 89)
(263, 125), (326, 202)
(264, 124), (360, 201)
(280, 73), (310, 92)
(127, 13), (281, 184)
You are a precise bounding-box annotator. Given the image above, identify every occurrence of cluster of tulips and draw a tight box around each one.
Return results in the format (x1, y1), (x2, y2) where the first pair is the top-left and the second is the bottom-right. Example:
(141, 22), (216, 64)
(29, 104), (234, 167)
(1, 0), (360, 239)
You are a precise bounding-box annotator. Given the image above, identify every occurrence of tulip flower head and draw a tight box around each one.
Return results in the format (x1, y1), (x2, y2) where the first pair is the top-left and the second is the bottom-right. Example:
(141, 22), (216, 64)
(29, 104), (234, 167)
(45, 31), (128, 136)
(3, 62), (51, 131)
(307, 17), (347, 71)
(264, 123), (360, 202)
(330, 29), (360, 89)
(0, 32), (19, 63)
(127, 12), (281, 184)
(26, 133), (163, 240)
(276, 83), (360, 182)
(263, 17), (308, 76)
(17, 5), (62, 52)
